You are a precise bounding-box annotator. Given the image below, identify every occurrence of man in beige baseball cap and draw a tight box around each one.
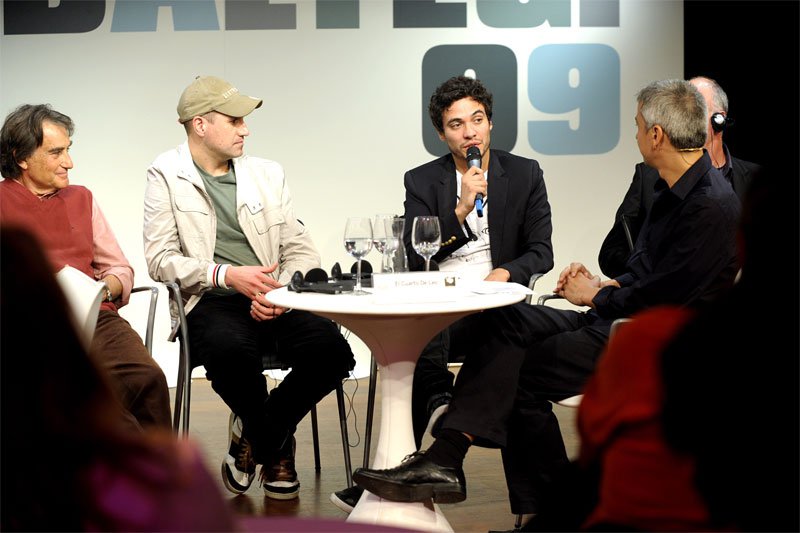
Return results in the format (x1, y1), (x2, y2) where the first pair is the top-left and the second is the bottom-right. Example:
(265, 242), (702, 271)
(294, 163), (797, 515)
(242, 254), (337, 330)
(177, 75), (262, 123)
(144, 76), (356, 502)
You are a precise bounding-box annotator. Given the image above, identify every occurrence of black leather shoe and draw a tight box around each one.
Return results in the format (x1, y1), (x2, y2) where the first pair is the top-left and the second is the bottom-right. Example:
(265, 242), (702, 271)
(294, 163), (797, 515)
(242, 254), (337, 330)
(352, 451), (466, 503)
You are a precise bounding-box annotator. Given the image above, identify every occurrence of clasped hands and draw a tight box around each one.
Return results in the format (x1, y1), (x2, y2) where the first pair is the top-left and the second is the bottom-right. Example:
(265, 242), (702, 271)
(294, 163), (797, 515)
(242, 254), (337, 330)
(226, 262), (287, 321)
(554, 262), (619, 308)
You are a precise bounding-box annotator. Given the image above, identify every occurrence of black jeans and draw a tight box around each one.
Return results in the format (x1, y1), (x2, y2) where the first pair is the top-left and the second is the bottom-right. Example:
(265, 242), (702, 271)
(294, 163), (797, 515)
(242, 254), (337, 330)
(187, 293), (355, 463)
(503, 304), (610, 514)
(440, 302), (610, 513)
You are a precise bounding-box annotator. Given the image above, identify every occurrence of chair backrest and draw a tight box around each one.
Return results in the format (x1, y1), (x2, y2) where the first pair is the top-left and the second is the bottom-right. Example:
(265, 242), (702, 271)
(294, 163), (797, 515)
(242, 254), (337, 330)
(165, 281), (194, 434)
(621, 213), (635, 252)
(55, 265), (106, 348)
(609, 317), (631, 338)
(129, 286), (160, 354)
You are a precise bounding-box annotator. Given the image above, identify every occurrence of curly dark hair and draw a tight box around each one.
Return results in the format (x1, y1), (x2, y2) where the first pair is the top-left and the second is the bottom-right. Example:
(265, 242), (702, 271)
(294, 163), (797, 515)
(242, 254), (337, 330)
(428, 76), (493, 134)
(0, 104), (74, 179)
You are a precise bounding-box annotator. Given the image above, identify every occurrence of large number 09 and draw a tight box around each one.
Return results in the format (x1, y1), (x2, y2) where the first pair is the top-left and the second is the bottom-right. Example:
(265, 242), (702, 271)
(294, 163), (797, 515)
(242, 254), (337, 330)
(422, 44), (620, 156)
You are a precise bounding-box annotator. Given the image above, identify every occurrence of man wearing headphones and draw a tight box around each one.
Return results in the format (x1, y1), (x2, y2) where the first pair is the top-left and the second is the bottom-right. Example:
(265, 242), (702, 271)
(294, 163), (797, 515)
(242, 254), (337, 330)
(598, 76), (762, 278)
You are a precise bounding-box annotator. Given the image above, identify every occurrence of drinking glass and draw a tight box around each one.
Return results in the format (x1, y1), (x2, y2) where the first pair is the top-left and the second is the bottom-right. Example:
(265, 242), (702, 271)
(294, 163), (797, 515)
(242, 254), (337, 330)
(343, 217), (373, 294)
(383, 216), (405, 273)
(411, 216), (441, 272)
(373, 214), (393, 273)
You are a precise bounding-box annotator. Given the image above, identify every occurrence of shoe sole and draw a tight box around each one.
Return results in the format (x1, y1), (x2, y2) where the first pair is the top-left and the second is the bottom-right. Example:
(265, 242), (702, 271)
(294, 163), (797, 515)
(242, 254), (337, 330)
(352, 472), (465, 504)
(329, 492), (355, 514)
(264, 481), (300, 500)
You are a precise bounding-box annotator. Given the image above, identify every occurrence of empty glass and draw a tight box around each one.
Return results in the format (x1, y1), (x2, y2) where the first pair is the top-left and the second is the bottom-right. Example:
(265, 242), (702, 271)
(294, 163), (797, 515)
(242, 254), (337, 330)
(343, 217), (373, 294)
(383, 216), (405, 273)
(411, 216), (441, 272)
(373, 214), (393, 273)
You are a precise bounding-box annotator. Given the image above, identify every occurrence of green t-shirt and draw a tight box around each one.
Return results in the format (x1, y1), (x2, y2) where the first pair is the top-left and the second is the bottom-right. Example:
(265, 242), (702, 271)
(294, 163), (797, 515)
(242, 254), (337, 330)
(195, 162), (261, 296)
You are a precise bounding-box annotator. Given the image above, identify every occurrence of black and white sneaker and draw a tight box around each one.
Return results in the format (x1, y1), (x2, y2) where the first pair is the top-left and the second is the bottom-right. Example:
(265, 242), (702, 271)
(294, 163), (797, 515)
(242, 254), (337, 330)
(330, 485), (364, 513)
(221, 412), (256, 494)
(261, 435), (300, 500)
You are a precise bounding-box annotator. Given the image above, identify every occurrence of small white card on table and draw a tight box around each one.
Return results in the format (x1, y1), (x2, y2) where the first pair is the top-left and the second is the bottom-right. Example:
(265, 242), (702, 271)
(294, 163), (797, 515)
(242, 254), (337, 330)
(372, 271), (460, 290)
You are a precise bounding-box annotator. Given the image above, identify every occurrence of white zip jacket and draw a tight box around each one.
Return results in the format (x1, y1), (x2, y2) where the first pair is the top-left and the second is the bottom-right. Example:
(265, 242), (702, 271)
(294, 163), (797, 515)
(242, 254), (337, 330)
(143, 142), (320, 318)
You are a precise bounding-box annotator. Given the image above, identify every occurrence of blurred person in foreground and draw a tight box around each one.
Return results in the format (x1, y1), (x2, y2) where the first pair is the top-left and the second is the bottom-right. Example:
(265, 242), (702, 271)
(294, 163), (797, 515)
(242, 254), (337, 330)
(0, 225), (238, 532)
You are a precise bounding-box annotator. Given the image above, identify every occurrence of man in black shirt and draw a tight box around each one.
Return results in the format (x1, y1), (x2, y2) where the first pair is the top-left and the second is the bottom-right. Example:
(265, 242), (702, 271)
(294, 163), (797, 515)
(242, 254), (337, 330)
(598, 76), (761, 278)
(352, 79), (742, 518)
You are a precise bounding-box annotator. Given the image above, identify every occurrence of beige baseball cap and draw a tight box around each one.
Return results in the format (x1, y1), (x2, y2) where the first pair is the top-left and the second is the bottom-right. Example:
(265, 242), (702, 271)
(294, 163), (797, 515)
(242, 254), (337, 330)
(177, 76), (262, 123)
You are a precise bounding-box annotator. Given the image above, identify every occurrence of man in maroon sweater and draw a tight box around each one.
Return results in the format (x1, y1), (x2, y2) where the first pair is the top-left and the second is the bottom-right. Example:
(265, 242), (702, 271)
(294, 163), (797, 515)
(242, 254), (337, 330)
(0, 103), (171, 431)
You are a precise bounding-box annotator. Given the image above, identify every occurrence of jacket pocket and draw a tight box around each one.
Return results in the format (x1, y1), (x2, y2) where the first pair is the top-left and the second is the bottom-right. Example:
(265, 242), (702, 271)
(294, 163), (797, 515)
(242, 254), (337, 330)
(175, 195), (210, 215)
(251, 208), (285, 235)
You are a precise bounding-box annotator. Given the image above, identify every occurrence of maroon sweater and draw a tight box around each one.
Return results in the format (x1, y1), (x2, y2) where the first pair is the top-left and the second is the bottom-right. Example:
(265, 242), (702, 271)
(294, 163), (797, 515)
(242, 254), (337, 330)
(0, 179), (95, 280)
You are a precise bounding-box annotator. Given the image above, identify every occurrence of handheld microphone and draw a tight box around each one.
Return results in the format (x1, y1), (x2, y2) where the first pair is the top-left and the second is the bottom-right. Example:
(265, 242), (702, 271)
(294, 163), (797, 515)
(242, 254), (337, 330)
(466, 146), (484, 217)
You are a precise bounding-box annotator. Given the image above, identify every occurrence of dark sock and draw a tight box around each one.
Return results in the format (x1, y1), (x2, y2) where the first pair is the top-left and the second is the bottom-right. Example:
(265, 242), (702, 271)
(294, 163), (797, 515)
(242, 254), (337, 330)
(425, 429), (470, 469)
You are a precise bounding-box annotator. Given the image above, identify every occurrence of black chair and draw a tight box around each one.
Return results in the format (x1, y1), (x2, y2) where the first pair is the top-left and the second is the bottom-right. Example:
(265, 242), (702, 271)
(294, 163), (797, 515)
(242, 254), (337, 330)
(164, 281), (353, 487)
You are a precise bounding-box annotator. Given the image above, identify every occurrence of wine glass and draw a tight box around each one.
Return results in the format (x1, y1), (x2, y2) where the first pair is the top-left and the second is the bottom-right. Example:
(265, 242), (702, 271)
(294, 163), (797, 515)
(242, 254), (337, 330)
(383, 216), (405, 273)
(373, 214), (393, 273)
(343, 217), (373, 295)
(411, 216), (441, 272)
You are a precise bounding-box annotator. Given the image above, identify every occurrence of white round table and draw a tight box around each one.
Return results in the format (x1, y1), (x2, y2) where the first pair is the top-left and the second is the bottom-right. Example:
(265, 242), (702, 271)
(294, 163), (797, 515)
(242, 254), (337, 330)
(266, 284), (526, 532)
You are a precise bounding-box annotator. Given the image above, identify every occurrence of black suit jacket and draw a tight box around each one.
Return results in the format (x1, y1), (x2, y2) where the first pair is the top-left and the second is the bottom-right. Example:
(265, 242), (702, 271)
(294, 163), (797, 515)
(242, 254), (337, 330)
(402, 149), (554, 284)
(598, 149), (761, 278)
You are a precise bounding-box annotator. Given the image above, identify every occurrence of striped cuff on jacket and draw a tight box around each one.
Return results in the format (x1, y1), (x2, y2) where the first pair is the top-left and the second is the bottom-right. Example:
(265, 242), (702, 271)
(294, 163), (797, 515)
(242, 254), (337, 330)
(208, 263), (230, 289)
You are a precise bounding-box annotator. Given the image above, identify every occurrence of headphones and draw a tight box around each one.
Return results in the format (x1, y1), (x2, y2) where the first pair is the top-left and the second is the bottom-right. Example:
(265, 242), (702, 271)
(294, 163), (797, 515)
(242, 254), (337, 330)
(301, 260), (374, 283)
(710, 112), (734, 133)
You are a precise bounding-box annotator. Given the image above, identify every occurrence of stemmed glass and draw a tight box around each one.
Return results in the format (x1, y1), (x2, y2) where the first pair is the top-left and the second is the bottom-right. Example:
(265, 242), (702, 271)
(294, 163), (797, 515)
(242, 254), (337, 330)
(411, 216), (441, 272)
(343, 217), (373, 295)
(373, 214), (393, 273)
(384, 216), (405, 273)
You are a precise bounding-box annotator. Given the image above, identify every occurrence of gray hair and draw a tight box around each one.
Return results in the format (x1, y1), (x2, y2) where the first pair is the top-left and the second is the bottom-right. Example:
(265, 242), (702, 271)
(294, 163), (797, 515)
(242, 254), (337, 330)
(637, 79), (707, 150)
